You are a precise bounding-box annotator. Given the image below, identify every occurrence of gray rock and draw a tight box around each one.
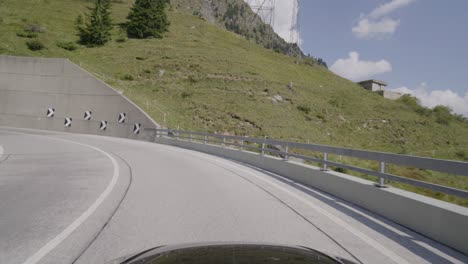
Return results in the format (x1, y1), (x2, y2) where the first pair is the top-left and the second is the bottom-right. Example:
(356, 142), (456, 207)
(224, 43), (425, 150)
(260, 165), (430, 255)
(273, 95), (283, 101)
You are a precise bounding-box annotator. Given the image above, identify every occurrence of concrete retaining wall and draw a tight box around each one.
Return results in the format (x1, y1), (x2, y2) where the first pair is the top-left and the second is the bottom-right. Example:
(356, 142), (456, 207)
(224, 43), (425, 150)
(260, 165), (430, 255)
(383, 90), (403, 100)
(375, 90), (403, 100)
(0, 55), (159, 141)
(155, 137), (468, 256)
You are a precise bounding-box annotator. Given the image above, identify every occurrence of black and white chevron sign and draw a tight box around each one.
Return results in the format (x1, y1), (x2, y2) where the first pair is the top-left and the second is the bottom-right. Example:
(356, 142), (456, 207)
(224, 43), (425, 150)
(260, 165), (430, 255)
(64, 118), (72, 127)
(100, 121), (107, 131)
(46, 108), (55, 118)
(118, 113), (126, 123)
(133, 123), (141, 134)
(84, 111), (92, 121)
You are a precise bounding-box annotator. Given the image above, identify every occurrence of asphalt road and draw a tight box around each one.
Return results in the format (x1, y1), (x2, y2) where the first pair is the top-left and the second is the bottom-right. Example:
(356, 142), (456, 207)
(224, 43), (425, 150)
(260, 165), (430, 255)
(0, 127), (467, 264)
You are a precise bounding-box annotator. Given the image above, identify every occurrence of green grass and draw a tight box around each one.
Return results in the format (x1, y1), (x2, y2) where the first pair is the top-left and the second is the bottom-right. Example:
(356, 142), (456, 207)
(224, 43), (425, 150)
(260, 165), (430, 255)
(1, 0), (467, 206)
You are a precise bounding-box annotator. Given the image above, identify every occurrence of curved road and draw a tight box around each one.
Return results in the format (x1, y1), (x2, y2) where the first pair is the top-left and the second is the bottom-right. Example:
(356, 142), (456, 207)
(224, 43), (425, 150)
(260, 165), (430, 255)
(0, 127), (467, 264)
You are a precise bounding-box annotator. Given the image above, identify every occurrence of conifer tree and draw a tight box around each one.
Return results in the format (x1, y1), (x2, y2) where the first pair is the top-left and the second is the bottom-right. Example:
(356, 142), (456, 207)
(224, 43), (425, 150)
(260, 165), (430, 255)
(76, 0), (113, 46)
(126, 0), (170, 39)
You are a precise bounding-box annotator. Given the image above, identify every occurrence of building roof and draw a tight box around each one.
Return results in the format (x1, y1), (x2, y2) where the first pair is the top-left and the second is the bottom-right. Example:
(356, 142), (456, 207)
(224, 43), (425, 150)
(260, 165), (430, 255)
(357, 79), (388, 86)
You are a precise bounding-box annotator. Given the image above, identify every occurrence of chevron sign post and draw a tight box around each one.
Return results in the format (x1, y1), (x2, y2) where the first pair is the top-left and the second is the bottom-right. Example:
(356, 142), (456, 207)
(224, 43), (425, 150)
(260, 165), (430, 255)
(100, 121), (107, 131)
(64, 118), (72, 127)
(118, 113), (126, 123)
(46, 108), (55, 118)
(84, 111), (92, 121)
(133, 123), (141, 134)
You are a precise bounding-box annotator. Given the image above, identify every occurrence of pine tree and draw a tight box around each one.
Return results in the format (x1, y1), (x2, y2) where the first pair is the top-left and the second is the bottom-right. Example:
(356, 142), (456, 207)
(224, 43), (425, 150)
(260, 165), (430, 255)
(76, 0), (113, 46)
(126, 0), (170, 39)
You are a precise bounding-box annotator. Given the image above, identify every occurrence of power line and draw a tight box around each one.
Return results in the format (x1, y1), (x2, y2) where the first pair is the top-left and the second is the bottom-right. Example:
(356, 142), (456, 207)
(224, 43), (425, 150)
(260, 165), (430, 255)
(247, 0), (276, 49)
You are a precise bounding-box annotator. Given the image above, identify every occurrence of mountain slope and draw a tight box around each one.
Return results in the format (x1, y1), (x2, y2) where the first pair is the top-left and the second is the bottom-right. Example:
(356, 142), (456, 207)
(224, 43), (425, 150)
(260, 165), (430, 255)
(0, 0), (467, 205)
(0, 0), (466, 157)
(170, 0), (306, 59)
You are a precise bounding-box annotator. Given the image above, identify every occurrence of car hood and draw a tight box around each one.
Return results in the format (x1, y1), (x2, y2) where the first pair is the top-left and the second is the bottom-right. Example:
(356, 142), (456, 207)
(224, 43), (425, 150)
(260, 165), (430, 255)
(106, 242), (356, 264)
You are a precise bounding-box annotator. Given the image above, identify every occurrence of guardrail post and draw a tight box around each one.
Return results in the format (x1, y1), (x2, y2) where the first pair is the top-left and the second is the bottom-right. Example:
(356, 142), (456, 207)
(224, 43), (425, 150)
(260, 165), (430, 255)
(322, 152), (328, 171)
(204, 135), (207, 144)
(261, 136), (266, 156)
(222, 137), (226, 148)
(176, 130), (179, 140)
(190, 133), (193, 142)
(284, 145), (289, 160)
(240, 140), (244, 151)
(377, 161), (387, 188)
(154, 129), (159, 141)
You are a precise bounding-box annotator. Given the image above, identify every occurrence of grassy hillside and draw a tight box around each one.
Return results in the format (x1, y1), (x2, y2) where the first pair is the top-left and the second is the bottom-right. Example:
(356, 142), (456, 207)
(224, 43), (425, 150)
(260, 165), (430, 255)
(1, 0), (467, 205)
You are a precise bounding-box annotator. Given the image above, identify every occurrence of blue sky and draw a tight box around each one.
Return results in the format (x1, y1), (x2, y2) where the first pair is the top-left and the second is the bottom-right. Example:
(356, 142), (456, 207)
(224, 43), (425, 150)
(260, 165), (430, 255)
(297, 0), (468, 116)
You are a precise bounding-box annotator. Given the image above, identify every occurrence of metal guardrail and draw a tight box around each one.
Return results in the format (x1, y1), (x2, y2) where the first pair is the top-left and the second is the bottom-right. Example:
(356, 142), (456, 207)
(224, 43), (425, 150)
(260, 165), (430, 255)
(156, 129), (468, 199)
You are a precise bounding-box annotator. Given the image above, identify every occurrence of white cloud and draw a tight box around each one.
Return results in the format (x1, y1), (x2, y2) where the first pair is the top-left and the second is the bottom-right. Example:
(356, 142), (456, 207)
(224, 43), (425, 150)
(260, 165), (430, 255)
(352, 0), (414, 39)
(352, 18), (400, 39)
(392, 83), (468, 117)
(245, 0), (301, 44)
(369, 0), (415, 19)
(330, 51), (392, 81)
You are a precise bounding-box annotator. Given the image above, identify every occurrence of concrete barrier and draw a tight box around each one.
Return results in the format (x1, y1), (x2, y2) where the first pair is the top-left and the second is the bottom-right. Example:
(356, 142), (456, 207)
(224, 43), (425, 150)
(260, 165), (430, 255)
(0, 55), (159, 141)
(155, 137), (468, 256)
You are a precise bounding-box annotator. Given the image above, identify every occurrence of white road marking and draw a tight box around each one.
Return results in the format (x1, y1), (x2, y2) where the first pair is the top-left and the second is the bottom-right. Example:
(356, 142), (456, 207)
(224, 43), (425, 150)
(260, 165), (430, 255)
(0, 130), (120, 264)
(158, 145), (410, 264)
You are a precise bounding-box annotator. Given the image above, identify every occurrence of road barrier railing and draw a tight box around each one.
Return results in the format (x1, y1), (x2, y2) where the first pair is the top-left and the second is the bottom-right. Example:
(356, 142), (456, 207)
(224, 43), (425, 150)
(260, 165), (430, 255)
(156, 129), (468, 199)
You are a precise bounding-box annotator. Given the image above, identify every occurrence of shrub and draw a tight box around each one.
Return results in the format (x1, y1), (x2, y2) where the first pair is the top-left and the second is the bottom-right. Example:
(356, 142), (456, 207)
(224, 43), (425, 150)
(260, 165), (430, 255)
(433, 105), (453, 125)
(16, 31), (38, 38)
(116, 36), (127, 43)
(126, 0), (170, 39)
(334, 167), (348, 173)
(26, 40), (45, 51)
(187, 75), (198, 83)
(453, 114), (466, 122)
(25, 24), (45, 33)
(122, 74), (134, 81)
(181, 91), (192, 98)
(75, 0), (113, 46)
(329, 97), (344, 108)
(316, 58), (328, 68)
(192, 10), (202, 18)
(56, 41), (78, 51)
(455, 150), (467, 161)
(398, 98), (464, 125)
(316, 113), (325, 120)
(297, 105), (311, 114)
(223, 3), (239, 20)
(398, 95), (431, 116)
(302, 55), (328, 68)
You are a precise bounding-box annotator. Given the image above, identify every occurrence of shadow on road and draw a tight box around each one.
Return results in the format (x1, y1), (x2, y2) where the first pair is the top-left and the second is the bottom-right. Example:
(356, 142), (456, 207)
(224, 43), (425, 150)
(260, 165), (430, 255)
(231, 160), (467, 264)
